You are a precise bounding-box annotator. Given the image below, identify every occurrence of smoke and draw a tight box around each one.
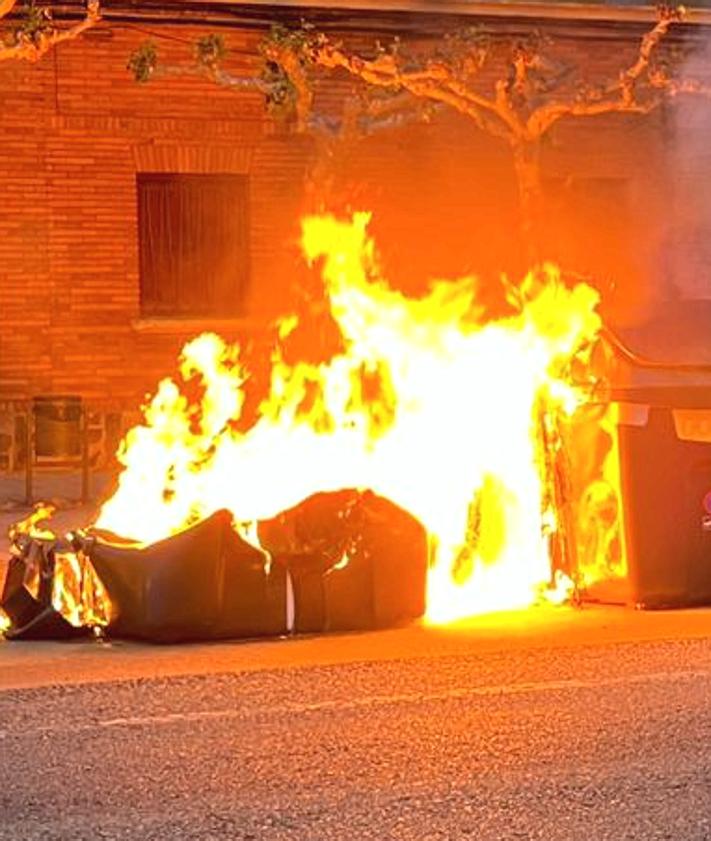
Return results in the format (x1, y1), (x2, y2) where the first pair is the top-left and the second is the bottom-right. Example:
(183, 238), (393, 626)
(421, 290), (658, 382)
(665, 35), (711, 303)
(603, 33), (711, 360)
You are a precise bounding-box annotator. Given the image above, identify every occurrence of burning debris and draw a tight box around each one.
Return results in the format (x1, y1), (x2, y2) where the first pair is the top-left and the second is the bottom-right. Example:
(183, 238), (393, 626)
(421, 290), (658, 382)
(2, 506), (107, 640)
(3, 491), (426, 642)
(2, 212), (620, 642)
(260, 490), (427, 633)
(71, 509), (288, 643)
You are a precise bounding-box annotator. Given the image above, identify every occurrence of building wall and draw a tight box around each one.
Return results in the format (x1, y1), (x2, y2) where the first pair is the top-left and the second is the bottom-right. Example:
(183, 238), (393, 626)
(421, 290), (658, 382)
(0, 14), (702, 466)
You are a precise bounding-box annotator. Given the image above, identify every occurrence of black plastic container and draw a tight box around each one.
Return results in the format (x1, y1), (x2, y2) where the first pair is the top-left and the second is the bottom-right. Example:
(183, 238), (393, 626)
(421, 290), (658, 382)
(85, 510), (288, 643)
(618, 404), (711, 607)
(607, 301), (711, 607)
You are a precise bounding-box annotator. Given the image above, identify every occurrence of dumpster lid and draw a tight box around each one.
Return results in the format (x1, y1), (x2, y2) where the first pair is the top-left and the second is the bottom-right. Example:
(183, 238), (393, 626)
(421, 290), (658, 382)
(609, 300), (711, 368)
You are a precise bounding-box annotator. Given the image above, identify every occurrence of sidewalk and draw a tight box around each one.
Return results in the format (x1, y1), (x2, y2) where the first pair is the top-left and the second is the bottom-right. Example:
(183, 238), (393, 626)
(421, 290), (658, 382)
(2, 604), (711, 691)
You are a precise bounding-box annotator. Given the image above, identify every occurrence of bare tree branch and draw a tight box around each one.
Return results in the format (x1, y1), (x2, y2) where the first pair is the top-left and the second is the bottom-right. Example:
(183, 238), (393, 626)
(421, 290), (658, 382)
(134, 7), (703, 256)
(152, 61), (273, 95)
(649, 69), (711, 99)
(527, 8), (682, 137)
(263, 6), (698, 149)
(263, 39), (314, 129)
(254, 9), (697, 256)
(527, 92), (663, 137)
(0, 0), (100, 64)
(305, 40), (519, 139)
(620, 9), (678, 101)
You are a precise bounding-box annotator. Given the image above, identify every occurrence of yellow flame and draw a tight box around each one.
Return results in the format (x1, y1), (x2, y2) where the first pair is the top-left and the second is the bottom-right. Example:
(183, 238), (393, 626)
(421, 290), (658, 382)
(51, 551), (111, 629)
(9, 504), (56, 543)
(7, 504), (111, 629)
(91, 212), (600, 622)
(575, 401), (628, 590)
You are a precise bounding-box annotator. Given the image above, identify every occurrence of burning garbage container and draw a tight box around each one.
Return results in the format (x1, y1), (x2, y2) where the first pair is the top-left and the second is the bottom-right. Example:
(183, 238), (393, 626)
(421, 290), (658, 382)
(260, 489), (428, 632)
(606, 301), (711, 608)
(76, 510), (289, 643)
(1, 494), (427, 644)
(33, 395), (82, 459)
(1, 532), (88, 640)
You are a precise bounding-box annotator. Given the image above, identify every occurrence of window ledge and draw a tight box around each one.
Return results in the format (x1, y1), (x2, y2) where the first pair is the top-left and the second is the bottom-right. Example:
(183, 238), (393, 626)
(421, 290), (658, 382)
(131, 317), (269, 336)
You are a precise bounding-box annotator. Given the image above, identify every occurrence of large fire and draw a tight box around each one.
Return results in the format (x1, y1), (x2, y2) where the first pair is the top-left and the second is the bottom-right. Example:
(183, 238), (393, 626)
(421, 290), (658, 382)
(79, 211), (605, 624)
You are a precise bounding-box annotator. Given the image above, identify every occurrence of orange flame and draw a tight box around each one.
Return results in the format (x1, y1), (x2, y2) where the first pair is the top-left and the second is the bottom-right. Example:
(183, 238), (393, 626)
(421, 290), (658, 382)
(7, 503), (111, 629)
(575, 401), (628, 591)
(89, 212), (601, 622)
(9, 503), (57, 544)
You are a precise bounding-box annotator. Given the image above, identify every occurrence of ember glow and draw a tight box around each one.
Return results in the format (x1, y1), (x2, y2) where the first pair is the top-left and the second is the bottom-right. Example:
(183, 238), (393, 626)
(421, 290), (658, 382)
(89, 211), (602, 623)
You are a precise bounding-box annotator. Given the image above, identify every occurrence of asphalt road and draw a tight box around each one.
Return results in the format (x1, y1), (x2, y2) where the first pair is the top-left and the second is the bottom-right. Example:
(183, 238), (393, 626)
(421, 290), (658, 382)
(2, 609), (711, 840)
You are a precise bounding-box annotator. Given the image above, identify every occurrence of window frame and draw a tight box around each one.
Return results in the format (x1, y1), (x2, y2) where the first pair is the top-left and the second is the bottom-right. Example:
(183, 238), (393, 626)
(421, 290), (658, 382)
(136, 171), (250, 319)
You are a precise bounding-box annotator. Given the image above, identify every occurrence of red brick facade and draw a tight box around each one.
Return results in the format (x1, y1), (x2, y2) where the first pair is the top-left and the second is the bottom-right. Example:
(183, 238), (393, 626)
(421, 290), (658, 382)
(0, 10), (703, 466)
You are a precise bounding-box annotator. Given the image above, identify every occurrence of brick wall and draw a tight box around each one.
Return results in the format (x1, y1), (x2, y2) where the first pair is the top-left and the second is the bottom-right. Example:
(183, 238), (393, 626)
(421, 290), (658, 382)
(0, 14), (701, 433)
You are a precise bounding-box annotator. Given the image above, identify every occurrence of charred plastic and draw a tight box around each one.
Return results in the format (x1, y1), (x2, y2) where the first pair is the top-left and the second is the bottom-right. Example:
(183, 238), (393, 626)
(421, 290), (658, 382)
(1, 490), (428, 642)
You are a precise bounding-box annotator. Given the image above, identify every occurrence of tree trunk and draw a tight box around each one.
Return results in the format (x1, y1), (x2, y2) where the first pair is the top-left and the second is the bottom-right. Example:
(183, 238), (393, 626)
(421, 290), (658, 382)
(512, 139), (544, 266)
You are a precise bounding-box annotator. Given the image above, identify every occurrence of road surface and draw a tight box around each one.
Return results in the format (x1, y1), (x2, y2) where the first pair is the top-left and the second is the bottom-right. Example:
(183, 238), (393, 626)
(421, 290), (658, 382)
(1, 608), (711, 840)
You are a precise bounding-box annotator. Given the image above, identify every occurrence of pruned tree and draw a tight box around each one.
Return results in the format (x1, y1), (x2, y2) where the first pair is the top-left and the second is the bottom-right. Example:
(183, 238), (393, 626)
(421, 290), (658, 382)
(260, 6), (703, 257)
(131, 6), (710, 258)
(0, 0), (100, 63)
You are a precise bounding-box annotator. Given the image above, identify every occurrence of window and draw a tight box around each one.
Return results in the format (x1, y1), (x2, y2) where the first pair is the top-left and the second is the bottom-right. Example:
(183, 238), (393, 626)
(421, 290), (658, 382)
(137, 173), (249, 317)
